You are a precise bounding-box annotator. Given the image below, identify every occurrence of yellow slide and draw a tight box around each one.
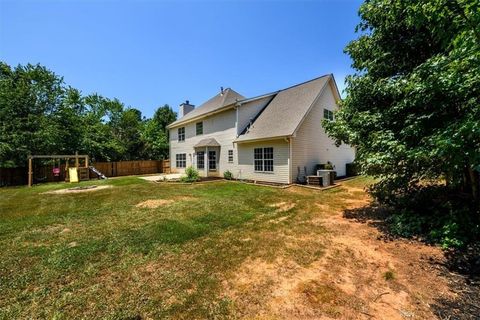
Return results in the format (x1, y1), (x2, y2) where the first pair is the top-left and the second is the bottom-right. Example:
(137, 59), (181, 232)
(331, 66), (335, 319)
(68, 168), (79, 183)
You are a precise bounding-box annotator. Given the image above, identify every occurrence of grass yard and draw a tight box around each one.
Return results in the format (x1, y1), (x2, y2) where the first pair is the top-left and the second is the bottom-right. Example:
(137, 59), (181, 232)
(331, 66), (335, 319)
(0, 177), (455, 319)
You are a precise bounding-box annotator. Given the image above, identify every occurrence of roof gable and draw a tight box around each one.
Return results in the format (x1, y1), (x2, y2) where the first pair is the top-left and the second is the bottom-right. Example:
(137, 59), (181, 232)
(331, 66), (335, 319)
(168, 88), (245, 127)
(235, 75), (331, 142)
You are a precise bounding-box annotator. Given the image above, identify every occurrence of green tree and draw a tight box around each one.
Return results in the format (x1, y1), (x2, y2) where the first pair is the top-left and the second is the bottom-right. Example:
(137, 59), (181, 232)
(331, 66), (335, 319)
(141, 104), (176, 159)
(112, 107), (144, 160)
(153, 104), (177, 134)
(49, 87), (85, 154)
(324, 0), (480, 210)
(81, 94), (125, 162)
(0, 61), (174, 166)
(0, 62), (65, 167)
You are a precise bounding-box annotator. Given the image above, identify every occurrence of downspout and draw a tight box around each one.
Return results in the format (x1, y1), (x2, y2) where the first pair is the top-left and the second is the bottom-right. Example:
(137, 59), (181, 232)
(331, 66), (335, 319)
(287, 137), (293, 184)
(235, 101), (241, 137)
(206, 146), (209, 178)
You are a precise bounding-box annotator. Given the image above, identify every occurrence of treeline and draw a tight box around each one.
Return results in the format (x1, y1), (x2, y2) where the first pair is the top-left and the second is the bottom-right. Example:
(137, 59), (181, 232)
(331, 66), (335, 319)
(0, 62), (176, 167)
(324, 0), (479, 248)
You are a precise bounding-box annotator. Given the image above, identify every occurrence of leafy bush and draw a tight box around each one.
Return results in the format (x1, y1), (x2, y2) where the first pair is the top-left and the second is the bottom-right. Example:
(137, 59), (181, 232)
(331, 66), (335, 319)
(180, 166), (200, 183)
(324, 162), (334, 170)
(315, 162), (334, 172)
(380, 185), (479, 249)
(223, 170), (233, 180)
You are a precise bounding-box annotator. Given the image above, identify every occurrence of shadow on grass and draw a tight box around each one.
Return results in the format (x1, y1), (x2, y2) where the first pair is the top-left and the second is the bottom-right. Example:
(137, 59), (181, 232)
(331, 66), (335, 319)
(342, 204), (396, 240)
(342, 204), (480, 320)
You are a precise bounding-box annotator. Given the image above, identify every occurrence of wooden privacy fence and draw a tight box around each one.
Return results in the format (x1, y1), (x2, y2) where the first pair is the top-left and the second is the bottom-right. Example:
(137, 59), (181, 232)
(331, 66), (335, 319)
(162, 159), (171, 174)
(0, 167), (27, 186)
(0, 159), (170, 186)
(92, 160), (165, 177)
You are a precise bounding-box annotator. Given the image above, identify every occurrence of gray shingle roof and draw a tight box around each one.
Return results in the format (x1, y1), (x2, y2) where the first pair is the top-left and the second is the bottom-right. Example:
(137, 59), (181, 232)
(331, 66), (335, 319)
(235, 75), (331, 143)
(168, 88), (245, 127)
(194, 138), (221, 148)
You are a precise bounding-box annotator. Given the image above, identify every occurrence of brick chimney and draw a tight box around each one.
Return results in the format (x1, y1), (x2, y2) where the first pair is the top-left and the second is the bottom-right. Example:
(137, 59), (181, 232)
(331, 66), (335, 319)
(178, 100), (195, 118)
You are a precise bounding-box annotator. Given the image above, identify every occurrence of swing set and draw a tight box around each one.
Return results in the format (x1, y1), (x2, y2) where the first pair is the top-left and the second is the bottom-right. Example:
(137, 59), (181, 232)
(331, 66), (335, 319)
(27, 152), (90, 187)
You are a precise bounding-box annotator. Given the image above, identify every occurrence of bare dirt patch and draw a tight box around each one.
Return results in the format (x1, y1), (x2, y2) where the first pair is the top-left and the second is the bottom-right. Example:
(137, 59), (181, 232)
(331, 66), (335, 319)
(135, 196), (197, 209)
(44, 185), (112, 194)
(269, 201), (296, 212)
(318, 212), (451, 320)
(67, 241), (78, 248)
(135, 199), (174, 208)
(59, 228), (71, 234)
(224, 182), (454, 319)
(269, 216), (289, 224)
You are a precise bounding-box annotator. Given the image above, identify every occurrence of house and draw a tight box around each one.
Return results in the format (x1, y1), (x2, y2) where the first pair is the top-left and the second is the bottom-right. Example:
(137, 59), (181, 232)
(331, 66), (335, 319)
(167, 74), (355, 184)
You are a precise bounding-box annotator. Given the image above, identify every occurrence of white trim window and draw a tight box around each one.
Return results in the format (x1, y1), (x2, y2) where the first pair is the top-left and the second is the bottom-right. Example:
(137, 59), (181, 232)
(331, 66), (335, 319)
(176, 153), (186, 168)
(228, 149), (233, 163)
(197, 151), (205, 169)
(254, 147), (273, 172)
(196, 122), (203, 135)
(323, 108), (334, 121)
(178, 127), (185, 141)
(208, 151), (217, 171)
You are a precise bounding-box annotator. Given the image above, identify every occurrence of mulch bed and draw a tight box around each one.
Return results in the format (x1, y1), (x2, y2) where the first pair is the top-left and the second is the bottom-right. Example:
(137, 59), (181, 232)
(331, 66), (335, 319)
(155, 177), (225, 184)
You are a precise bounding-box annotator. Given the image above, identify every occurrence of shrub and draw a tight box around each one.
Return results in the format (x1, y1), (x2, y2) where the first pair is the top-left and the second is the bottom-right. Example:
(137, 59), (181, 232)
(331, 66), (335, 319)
(180, 166), (200, 183)
(379, 185), (480, 249)
(223, 170), (233, 180)
(315, 162), (334, 172)
(346, 162), (358, 176)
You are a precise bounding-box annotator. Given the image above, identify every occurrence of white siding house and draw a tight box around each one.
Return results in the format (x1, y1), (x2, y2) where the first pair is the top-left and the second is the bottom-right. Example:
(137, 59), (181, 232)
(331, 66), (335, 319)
(291, 80), (354, 181)
(167, 74), (355, 184)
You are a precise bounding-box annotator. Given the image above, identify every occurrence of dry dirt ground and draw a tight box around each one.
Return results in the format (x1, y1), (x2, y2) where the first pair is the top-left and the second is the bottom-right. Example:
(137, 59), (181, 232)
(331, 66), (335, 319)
(135, 196), (197, 208)
(3, 178), (477, 319)
(43, 184), (113, 194)
(223, 183), (458, 320)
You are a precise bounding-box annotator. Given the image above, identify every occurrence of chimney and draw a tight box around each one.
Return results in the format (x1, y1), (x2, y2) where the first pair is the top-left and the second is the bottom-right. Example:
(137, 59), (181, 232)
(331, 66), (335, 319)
(178, 100), (195, 118)
(220, 87), (224, 96)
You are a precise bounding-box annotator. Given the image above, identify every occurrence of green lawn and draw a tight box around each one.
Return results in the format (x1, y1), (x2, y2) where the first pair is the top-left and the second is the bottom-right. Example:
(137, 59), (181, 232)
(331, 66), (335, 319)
(0, 177), (368, 319)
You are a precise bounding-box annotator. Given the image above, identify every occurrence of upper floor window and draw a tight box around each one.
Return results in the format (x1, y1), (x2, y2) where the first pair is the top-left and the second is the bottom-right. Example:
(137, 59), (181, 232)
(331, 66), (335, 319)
(323, 108), (334, 121)
(196, 122), (203, 135)
(176, 153), (186, 168)
(228, 150), (233, 163)
(178, 127), (185, 141)
(254, 147), (273, 172)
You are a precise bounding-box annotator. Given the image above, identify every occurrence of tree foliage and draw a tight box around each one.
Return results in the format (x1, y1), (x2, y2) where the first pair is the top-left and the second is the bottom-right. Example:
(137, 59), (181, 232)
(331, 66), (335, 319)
(324, 0), (479, 221)
(0, 62), (177, 167)
(325, 0), (480, 246)
(141, 105), (177, 160)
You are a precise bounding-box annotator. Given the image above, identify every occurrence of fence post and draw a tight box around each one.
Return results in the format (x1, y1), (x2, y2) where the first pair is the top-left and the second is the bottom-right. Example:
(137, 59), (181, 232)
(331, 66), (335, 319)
(28, 157), (33, 187)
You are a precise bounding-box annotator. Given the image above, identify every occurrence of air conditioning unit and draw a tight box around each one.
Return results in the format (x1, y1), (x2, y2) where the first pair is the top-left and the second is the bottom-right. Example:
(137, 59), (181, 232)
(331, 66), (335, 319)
(316, 170), (335, 187)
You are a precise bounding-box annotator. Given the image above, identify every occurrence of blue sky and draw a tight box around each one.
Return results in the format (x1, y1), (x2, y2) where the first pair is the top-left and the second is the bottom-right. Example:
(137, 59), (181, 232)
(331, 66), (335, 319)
(0, 0), (362, 118)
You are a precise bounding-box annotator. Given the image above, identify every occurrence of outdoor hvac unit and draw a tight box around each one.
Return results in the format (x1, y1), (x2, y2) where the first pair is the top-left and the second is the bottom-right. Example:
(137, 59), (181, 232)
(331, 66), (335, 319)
(316, 169), (335, 187)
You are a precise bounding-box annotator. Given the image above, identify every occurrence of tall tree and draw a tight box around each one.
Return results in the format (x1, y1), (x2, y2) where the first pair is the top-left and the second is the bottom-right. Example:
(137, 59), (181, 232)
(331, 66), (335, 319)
(113, 108), (144, 160)
(324, 0), (480, 209)
(153, 104), (177, 133)
(0, 63), (65, 167)
(141, 104), (176, 159)
(0, 61), (176, 166)
(81, 94), (125, 162)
